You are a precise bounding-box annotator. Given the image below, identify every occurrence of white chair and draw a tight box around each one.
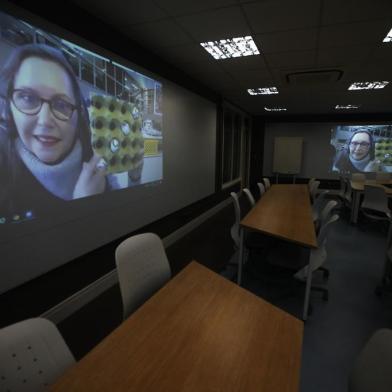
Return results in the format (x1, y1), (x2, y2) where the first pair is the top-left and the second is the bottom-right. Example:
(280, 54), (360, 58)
(0, 318), (75, 392)
(243, 188), (255, 208)
(230, 192), (241, 249)
(349, 329), (392, 392)
(308, 178), (316, 190)
(115, 233), (171, 319)
(263, 177), (271, 190)
(361, 185), (391, 221)
(319, 200), (338, 228)
(311, 190), (329, 222)
(257, 182), (265, 198)
(352, 173), (366, 182)
(295, 214), (339, 320)
(309, 180), (320, 203)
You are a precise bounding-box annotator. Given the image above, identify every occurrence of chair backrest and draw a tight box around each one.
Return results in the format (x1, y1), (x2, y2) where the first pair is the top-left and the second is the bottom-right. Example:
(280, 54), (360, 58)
(318, 213), (339, 248)
(349, 329), (392, 392)
(296, 213), (339, 280)
(311, 190), (329, 221)
(230, 192), (241, 248)
(263, 177), (271, 190)
(257, 182), (265, 198)
(115, 233), (171, 319)
(319, 200), (338, 227)
(352, 173), (366, 182)
(0, 318), (75, 392)
(362, 185), (390, 214)
(308, 178), (316, 189)
(376, 172), (390, 183)
(309, 180), (320, 202)
(243, 188), (255, 207)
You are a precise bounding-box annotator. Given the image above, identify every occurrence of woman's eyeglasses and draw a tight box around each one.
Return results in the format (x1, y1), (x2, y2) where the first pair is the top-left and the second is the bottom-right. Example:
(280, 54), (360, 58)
(11, 89), (77, 121)
(350, 141), (370, 148)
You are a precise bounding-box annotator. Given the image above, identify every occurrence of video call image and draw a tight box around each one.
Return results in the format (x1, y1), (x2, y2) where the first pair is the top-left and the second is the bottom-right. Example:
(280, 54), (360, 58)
(331, 125), (392, 175)
(0, 10), (163, 224)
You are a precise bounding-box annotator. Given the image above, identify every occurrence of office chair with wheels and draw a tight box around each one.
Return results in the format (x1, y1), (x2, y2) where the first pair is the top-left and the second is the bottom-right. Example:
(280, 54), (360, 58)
(263, 177), (271, 190)
(349, 328), (392, 392)
(115, 233), (171, 319)
(230, 192), (242, 250)
(295, 213), (339, 319)
(243, 188), (256, 208)
(309, 180), (320, 203)
(311, 190), (329, 222)
(0, 318), (75, 392)
(308, 178), (316, 190)
(257, 182), (265, 198)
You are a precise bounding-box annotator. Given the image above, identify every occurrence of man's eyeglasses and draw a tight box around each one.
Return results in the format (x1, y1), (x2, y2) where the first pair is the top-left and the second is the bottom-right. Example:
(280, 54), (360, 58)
(11, 89), (77, 121)
(350, 141), (370, 148)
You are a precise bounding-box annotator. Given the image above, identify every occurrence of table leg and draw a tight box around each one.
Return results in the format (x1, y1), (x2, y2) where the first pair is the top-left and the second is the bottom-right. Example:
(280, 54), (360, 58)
(237, 228), (244, 286)
(303, 254), (313, 321)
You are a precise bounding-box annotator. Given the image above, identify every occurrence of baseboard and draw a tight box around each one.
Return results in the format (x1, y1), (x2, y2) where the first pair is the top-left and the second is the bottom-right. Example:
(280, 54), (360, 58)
(41, 197), (232, 324)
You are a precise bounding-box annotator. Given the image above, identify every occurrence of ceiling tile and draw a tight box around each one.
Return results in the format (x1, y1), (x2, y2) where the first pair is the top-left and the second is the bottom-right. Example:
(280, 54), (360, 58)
(317, 45), (373, 68)
(153, 43), (212, 66)
(322, 0), (392, 25)
(219, 55), (268, 74)
(319, 20), (391, 48)
(230, 69), (276, 88)
(242, 0), (321, 34)
(154, 0), (237, 17)
(125, 20), (193, 49)
(73, 0), (167, 25)
(175, 6), (251, 42)
(255, 29), (318, 54)
(266, 50), (317, 69)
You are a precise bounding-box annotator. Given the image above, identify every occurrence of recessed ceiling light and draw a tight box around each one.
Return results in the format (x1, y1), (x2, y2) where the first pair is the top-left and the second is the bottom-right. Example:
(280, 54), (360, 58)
(335, 105), (360, 110)
(383, 27), (392, 42)
(248, 87), (279, 95)
(264, 106), (287, 112)
(200, 36), (260, 60)
(348, 81), (389, 90)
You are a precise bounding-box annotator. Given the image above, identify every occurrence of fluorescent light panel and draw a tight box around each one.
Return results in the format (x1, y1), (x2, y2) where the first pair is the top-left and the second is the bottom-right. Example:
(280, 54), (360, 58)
(348, 81), (389, 90)
(335, 105), (360, 110)
(200, 36), (259, 60)
(383, 27), (392, 42)
(248, 87), (279, 95)
(264, 106), (287, 112)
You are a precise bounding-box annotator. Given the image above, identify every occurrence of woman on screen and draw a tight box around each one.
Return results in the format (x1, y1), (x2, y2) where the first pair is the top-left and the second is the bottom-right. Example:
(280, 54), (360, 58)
(333, 130), (381, 174)
(0, 44), (107, 219)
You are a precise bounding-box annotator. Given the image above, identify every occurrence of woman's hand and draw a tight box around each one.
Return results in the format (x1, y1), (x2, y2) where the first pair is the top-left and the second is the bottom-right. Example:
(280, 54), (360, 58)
(73, 154), (106, 199)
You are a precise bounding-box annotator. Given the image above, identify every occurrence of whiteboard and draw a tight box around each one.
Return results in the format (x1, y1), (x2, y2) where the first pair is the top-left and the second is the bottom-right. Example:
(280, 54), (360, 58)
(273, 137), (303, 174)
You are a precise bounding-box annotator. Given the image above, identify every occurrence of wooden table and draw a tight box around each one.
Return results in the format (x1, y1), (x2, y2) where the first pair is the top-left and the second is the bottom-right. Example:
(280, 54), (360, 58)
(50, 262), (303, 392)
(238, 184), (317, 319)
(350, 179), (392, 223)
